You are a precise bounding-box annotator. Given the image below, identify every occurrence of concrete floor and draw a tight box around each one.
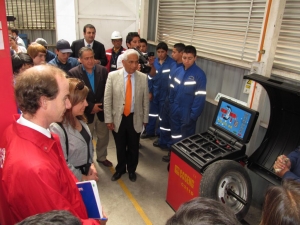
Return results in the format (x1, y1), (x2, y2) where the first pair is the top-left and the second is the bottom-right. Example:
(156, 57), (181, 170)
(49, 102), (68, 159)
(93, 133), (262, 225)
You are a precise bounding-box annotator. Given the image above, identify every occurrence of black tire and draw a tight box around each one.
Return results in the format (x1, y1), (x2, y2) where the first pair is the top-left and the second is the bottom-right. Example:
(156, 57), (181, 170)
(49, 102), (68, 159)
(200, 160), (252, 221)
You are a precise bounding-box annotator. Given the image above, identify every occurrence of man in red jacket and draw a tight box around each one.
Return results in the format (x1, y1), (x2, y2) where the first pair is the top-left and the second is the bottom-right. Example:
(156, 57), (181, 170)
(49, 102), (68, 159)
(0, 65), (106, 225)
(105, 31), (126, 73)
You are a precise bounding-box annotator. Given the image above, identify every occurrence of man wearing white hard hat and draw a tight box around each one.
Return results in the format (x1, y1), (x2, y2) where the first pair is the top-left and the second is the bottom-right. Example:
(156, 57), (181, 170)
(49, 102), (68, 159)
(105, 31), (126, 72)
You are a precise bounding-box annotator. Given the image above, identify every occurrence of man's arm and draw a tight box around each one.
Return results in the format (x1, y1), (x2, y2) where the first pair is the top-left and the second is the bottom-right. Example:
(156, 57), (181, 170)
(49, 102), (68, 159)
(117, 54), (123, 69)
(95, 43), (107, 66)
(3, 164), (100, 224)
(190, 71), (207, 122)
(70, 41), (77, 58)
(273, 148), (300, 182)
(104, 72), (113, 124)
(142, 74), (150, 124)
(148, 56), (156, 77)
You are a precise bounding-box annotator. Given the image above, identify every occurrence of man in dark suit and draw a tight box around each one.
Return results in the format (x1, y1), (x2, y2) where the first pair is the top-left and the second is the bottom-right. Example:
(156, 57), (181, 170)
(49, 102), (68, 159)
(104, 49), (149, 182)
(68, 47), (112, 167)
(70, 24), (107, 66)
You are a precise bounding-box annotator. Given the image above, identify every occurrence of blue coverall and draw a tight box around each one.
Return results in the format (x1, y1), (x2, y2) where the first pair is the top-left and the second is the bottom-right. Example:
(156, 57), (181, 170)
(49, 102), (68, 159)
(158, 62), (183, 147)
(146, 56), (176, 136)
(169, 63), (207, 145)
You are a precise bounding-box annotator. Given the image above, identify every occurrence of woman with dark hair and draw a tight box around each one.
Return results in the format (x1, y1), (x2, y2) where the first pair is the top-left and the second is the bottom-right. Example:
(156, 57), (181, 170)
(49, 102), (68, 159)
(50, 78), (99, 182)
(11, 52), (33, 77)
(9, 35), (27, 53)
(260, 179), (300, 225)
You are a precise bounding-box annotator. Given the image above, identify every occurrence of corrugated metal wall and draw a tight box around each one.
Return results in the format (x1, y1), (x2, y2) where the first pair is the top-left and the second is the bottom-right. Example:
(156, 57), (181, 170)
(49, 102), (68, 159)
(19, 29), (56, 52)
(148, 44), (252, 134)
(147, 1), (271, 206)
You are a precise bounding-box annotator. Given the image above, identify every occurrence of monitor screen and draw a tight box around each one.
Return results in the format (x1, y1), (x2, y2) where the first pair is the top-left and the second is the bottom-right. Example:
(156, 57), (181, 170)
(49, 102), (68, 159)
(213, 97), (259, 143)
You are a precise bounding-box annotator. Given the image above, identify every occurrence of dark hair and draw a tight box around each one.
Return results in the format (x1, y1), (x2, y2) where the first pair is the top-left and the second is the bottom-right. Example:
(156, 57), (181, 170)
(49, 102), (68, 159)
(78, 47), (94, 58)
(260, 179), (300, 225)
(63, 78), (89, 128)
(8, 26), (19, 35)
(184, 45), (197, 57)
(140, 38), (148, 45)
(83, 24), (96, 33)
(126, 32), (140, 44)
(174, 43), (185, 53)
(16, 210), (81, 225)
(14, 65), (64, 115)
(12, 53), (33, 75)
(166, 197), (240, 225)
(156, 42), (168, 51)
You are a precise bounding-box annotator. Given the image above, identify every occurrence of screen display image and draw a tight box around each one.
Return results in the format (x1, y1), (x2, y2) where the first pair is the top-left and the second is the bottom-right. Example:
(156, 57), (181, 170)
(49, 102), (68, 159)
(213, 98), (258, 142)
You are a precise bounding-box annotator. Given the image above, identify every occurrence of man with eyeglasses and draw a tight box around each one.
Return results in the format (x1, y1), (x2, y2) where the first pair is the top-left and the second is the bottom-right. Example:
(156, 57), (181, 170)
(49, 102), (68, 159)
(68, 47), (112, 168)
(169, 46), (207, 152)
(0, 65), (107, 224)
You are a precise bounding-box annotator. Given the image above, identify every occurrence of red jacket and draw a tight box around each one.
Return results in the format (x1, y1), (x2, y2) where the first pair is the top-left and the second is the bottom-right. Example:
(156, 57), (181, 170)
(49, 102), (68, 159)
(105, 47), (126, 72)
(0, 115), (99, 225)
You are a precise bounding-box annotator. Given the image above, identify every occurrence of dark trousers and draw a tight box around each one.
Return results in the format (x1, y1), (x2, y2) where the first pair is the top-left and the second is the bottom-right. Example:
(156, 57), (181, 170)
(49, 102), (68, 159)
(112, 113), (141, 173)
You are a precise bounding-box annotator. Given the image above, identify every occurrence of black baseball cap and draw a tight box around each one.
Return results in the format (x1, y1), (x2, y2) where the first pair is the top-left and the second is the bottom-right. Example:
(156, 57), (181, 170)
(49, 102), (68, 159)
(56, 39), (72, 53)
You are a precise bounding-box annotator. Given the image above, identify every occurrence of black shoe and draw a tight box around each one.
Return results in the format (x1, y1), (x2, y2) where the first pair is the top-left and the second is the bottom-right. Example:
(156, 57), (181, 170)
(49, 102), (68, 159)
(128, 172), (137, 182)
(162, 151), (171, 162)
(140, 133), (155, 139)
(111, 171), (125, 181)
(162, 155), (170, 162)
(153, 139), (168, 149)
(153, 139), (160, 147)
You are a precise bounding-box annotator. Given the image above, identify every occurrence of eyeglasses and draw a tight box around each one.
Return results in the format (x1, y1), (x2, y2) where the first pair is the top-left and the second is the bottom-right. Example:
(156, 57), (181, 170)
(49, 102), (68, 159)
(75, 80), (85, 91)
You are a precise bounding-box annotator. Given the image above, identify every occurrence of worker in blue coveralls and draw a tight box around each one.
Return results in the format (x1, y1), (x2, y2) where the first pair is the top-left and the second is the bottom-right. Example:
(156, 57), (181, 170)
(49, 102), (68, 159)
(164, 45), (207, 162)
(151, 43), (185, 155)
(141, 42), (176, 139)
(273, 146), (300, 182)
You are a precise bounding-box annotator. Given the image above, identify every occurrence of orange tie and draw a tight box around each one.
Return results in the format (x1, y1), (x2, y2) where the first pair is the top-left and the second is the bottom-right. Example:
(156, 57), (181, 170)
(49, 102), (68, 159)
(124, 74), (132, 116)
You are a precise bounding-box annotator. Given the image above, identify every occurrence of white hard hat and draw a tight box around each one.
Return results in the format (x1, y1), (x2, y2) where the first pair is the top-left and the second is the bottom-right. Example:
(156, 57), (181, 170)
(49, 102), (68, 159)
(111, 31), (122, 39)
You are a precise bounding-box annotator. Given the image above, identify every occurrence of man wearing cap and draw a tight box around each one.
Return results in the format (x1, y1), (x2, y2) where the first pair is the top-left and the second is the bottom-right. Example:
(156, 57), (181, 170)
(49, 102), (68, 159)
(105, 31), (126, 73)
(71, 24), (107, 66)
(35, 38), (56, 62)
(49, 39), (80, 73)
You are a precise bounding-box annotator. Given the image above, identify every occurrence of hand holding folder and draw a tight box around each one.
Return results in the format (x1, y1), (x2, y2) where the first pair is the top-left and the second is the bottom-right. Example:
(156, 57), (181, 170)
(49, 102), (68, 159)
(76, 180), (107, 221)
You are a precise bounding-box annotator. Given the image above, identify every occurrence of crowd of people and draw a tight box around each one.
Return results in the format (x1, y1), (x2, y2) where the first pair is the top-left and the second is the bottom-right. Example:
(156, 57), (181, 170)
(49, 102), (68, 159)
(3, 23), (300, 224)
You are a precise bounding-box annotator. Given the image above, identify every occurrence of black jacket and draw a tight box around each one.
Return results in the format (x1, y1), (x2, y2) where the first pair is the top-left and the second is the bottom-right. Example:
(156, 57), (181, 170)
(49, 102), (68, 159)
(70, 39), (107, 66)
(68, 64), (108, 123)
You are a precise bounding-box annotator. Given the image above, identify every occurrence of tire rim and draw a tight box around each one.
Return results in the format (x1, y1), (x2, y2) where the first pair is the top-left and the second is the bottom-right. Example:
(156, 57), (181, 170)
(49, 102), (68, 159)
(217, 171), (247, 214)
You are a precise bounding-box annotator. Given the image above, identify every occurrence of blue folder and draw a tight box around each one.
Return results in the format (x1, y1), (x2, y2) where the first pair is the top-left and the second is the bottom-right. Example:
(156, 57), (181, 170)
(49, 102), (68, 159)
(76, 180), (103, 219)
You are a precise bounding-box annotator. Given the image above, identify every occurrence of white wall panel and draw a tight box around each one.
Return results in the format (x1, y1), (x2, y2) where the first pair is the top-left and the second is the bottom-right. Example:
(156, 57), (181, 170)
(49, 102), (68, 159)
(55, 0), (76, 45)
(76, 0), (139, 50)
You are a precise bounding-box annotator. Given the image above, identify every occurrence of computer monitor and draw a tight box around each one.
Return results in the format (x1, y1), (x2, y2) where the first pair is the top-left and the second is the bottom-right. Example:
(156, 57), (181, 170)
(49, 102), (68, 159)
(212, 97), (259, 143)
